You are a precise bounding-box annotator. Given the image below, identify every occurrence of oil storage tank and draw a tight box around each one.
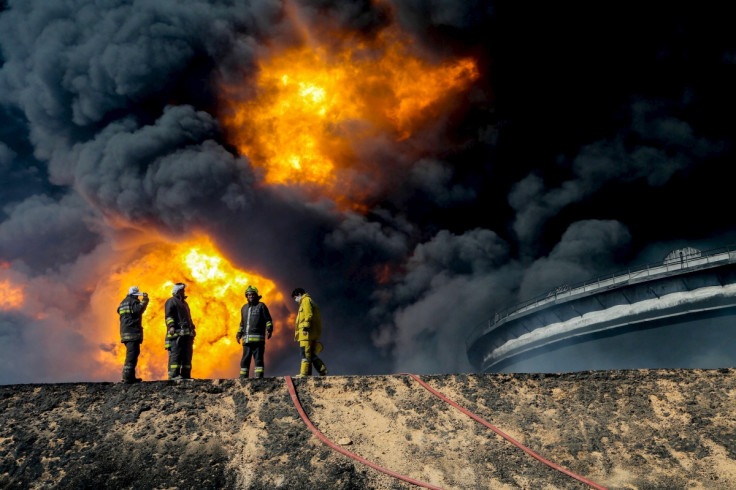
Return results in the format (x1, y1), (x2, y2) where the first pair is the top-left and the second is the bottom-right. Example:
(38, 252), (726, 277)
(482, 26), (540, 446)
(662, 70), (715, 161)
(467, 246), (736, 372)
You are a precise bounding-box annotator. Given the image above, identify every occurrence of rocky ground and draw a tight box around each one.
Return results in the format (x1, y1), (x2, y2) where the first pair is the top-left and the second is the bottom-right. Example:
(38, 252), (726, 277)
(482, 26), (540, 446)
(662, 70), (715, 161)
(1, 369), (735, 489)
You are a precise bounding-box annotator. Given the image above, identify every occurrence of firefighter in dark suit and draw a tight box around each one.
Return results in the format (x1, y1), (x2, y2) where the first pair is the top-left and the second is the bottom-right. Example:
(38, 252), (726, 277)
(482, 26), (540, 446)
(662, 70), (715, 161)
(117, 286), (149, 383)
(236, 285), (273, 378)
(164, 283), (196, 380)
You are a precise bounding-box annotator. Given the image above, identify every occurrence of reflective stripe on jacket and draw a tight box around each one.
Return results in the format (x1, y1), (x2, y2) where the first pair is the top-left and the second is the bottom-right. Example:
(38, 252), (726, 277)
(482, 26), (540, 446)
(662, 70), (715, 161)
(237, 301), (273, 344)
(118, 294), (148, 343)
(164, 295), (195, 349)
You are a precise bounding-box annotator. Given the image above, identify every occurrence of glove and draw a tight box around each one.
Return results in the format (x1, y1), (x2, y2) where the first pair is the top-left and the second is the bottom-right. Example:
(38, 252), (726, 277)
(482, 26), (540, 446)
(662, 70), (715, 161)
(267, 330), (272, 340)
(301, 328), (309, 337)
(168, 327), (175, 335)
(236, 332), (243, 343)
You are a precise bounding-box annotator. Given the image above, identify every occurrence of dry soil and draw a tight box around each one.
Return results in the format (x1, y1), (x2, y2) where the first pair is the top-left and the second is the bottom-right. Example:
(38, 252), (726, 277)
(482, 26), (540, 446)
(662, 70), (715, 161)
(1, 369), (735, 489)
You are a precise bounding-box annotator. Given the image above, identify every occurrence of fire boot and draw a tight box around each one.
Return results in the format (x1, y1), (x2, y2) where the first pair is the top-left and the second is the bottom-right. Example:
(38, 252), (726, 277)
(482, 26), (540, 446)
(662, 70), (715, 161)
(254, 366), (264, 378)
(296, 360), (312, 378)
(122, 366), (142, 384)
(122, 365), (141, 384)
(121, 365), (131, 383)
(239, 369), (248, 380)
(313, 357), (328, 376)
(168, 363), (181, 380)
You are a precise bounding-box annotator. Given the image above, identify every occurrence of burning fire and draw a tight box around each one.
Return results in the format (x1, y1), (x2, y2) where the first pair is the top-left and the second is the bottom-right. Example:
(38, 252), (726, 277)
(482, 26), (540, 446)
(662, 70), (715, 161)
(220, 28), (479, 207)
(0, 279), (24, 310)
(102, 235), (289, 380)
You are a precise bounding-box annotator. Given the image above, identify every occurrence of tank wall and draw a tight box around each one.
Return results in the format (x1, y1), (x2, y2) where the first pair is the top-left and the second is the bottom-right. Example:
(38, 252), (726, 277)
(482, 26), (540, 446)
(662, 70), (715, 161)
(469, 263), (736, 371)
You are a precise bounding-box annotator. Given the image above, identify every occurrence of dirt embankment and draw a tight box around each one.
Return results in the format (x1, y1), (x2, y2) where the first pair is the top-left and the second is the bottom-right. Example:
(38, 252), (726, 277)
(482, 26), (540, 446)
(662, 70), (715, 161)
(1, 369), (735, 489)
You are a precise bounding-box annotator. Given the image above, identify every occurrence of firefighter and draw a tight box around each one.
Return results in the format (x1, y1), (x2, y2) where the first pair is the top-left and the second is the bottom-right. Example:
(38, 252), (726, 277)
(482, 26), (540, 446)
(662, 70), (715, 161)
(117, 286), (149, 383)
(236, 285), (274, 379)
(164, 283), (196, 380)
(292, 287), (328, 378)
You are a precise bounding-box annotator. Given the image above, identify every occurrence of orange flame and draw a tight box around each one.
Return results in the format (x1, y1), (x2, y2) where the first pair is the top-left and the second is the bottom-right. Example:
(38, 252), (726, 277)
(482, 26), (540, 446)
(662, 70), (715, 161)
(99, 235), (289, 380)
(220, 28), (479, 208)
(0, 279), (24, 310)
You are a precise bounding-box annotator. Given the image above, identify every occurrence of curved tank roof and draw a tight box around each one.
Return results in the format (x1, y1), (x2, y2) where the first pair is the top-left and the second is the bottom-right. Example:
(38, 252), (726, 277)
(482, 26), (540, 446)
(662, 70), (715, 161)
(663, 247), (701, 264)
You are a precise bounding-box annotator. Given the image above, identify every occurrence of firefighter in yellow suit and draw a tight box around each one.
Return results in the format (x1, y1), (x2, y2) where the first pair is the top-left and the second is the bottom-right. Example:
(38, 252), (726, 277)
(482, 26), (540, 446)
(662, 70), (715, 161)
(291, 288), (328, 377)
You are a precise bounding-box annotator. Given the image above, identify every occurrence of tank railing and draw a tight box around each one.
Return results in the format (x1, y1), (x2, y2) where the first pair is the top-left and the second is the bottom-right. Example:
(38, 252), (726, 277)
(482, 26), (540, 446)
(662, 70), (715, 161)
(468, 244), (736, 346)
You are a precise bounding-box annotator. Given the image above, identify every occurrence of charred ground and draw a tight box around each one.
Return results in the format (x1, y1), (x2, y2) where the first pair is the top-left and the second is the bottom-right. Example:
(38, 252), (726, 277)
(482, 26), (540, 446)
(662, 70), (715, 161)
(1, 369), (735, 489)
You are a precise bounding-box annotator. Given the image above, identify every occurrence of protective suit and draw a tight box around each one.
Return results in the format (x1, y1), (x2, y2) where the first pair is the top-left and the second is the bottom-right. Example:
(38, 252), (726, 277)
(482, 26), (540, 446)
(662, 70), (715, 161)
(236, 285), (273, 378)
(292, 289), (328, 377)
(164, 283), (196, 380)
(117, 286), (148, 383)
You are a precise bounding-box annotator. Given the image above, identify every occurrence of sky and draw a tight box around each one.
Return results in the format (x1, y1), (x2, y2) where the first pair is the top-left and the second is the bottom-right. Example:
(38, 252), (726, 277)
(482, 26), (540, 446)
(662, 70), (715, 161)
(1, 0), (736, 384)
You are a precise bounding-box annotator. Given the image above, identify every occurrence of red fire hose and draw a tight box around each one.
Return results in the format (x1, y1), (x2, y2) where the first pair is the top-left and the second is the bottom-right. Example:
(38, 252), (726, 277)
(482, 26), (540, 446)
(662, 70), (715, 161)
(401, 373), (608, 490)
(284, 375), (444, 489)
(285, 374), (608, 490)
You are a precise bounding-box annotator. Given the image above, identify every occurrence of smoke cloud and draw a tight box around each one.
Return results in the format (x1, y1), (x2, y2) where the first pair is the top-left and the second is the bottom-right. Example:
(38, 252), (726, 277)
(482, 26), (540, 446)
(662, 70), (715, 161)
(509, 99), (727, 248)
(2, 0), (736, 384)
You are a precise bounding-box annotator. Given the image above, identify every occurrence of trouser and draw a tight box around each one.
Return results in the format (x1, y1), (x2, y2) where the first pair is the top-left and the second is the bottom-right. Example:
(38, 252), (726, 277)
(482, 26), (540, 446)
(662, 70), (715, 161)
(299, 340), (327, 376)
(122, 341), (141, 381)
(168, 335), (194, 379)
(240, 341), (265, 378)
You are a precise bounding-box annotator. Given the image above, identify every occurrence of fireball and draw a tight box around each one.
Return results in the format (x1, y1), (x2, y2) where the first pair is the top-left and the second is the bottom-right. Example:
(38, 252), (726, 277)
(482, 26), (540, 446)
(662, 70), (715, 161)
(220, 27), (479, 208)
(0, 279), (24, 310)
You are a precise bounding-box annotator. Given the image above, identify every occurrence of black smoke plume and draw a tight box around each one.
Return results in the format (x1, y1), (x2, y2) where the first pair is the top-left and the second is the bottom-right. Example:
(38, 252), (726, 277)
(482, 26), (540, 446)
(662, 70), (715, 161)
(2, 0), (736, 383)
